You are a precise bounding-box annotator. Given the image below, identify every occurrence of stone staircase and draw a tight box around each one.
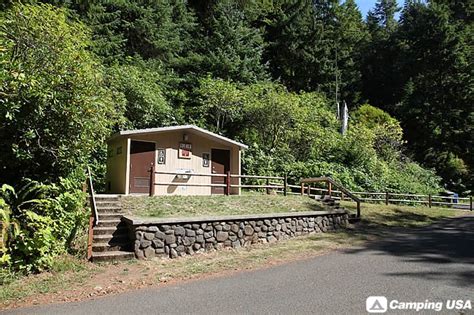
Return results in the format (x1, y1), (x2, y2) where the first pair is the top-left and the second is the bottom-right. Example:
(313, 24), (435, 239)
(316, 195), (360, 222)
(316, 195), (343, 210)
(91, 195), (134, 262)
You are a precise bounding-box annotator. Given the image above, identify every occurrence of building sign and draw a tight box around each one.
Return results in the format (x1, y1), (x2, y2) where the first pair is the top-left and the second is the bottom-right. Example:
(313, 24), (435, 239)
(202, 153), (210, 167)
(157, 148), (166, 164)
(179, 142), (192, 159)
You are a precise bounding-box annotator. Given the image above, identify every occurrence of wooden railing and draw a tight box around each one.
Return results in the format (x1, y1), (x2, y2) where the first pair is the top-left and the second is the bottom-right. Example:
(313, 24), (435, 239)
(150, 167), (288, 196)
(148, 167), (472, 213)
(86, 166), (99, 260)
(300, 177), (361, 218)
(306, 187), (473, 211)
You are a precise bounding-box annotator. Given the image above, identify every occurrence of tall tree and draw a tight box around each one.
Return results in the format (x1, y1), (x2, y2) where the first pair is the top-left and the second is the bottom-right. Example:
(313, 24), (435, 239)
(198, 0), (268, 83)
(263, 0), (366, 105)
(361, 0), (402, 110)
(395, 1), (473, 190)
(59, 0), (198, 66)
(0, 3), (120, 184)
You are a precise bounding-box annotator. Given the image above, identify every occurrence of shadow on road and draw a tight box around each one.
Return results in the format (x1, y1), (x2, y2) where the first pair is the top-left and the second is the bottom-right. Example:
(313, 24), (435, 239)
(340, 214), (474, 287)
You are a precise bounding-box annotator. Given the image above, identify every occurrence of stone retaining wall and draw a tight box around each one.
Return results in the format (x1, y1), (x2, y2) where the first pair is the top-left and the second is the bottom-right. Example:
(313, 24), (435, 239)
(122, 210), (349, 260)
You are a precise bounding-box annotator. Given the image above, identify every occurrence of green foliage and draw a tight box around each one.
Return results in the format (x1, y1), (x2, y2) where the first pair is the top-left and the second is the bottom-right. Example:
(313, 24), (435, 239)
(0, 180), (87, 273)
(107, 59), (174, 129)
(195, 77), (245, 132)
(66, 0), (198, 65)
(352, 104), (404, 162)
(196, 78), (441, 193)
(362, 0), (473, 191)
(199, 0), (268, 83)
(262, 0), (367, 103)
(0, 3), (120, 184)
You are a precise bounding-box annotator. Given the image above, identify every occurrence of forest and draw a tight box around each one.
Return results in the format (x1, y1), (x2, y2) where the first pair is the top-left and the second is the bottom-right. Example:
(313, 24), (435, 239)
(0, 0), (472, 272)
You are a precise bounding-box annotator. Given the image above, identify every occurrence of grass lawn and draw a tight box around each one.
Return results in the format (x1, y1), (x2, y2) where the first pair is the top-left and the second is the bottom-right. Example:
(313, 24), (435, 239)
(122, 193), (326, 218)
(1, 198), (468, 310)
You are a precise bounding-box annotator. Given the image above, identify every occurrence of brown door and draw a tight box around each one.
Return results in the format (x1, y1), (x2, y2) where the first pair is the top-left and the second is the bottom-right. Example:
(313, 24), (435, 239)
(211, 149), (230, 195)
(129, 141), (155, 194)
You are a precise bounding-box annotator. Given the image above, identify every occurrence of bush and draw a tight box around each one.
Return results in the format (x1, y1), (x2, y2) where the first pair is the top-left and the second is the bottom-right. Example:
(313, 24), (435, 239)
(0, 3), (120, 185)
(196, 79), (441, 194)
(0, 179), (87, 273)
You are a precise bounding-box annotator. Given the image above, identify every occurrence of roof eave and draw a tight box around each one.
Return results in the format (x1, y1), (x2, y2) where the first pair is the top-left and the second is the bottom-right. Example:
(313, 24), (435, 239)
(107, 125), (248, 149)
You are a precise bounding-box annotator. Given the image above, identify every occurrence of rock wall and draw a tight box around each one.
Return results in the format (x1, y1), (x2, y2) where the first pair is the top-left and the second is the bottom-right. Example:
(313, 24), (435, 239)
(122, 211), (349, 260)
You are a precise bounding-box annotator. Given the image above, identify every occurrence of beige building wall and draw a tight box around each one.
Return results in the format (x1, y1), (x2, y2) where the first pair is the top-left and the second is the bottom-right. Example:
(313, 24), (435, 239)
(106, 137), (129, 194)
(107, 129), (242, 195)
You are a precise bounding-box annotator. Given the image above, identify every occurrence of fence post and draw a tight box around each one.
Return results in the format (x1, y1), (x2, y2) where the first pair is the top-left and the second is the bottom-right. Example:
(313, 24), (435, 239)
(385, 192), (389, 205)
(266, 178), (270, 195)
(301, 183), (304, 196)
(307, 184), (311, 197)
(328, 181), (332, 197)
(470, 196), (473, 211)
(428, 194), (432, 208)
(340, 192), (344, 201)
(283, 174), (288, 196)
(226, 171), (231, 196)
(149, 164), (155, 196)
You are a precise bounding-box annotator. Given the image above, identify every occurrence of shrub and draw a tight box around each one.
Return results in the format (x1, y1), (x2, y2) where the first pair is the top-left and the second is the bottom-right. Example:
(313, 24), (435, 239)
(0, 3), (120, 185)
(0, 179), (87, 273)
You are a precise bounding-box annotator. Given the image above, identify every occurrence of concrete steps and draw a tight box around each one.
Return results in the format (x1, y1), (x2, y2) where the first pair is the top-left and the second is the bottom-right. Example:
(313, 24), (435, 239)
(90, 195), (134, 262)
(316, 195), (344, 211)
(91, 251), (135, 262)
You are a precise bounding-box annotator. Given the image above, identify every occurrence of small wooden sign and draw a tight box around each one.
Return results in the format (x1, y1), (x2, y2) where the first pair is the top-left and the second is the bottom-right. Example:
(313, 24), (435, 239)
(179, 142), (192, 159)
(157, 148), (166, 164)
(202, 153), (210, 167)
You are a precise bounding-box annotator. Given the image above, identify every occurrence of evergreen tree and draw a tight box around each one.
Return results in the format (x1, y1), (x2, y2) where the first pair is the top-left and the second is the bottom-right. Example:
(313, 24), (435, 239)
(198, 0), (268, 83)
(361, 0), (402, 110)
(395, 1), (473, 191)
(263, 0), (366, 104)
(61, 0), (198, 66)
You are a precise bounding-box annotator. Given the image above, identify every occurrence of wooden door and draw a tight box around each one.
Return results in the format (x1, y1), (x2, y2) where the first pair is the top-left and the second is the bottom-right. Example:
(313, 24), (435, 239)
(211, 149), (230, 195)
(129, 141), (155, 194)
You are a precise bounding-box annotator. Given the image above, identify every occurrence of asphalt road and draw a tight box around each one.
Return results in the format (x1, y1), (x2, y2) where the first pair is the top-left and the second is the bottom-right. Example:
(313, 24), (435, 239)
(6, 215), (474, 315)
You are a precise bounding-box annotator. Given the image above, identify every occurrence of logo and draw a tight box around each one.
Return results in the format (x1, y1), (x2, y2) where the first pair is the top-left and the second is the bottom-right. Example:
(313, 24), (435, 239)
(367, 296), (388, 313)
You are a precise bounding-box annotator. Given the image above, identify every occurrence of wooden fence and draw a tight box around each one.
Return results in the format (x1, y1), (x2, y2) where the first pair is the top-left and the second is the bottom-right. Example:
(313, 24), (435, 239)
(298, 184), (473, 211)
(149, 167), (473, 211)
(150, 168), (287, 196)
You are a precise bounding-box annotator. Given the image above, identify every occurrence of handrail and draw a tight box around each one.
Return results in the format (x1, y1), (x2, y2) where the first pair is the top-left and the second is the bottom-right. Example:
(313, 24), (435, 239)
(152, 171), (289, 196)
(86, 166), (99, 226)
(301, 177), (361, 218)
(231, 174), (284, 180)
(155, 170), (227, 177)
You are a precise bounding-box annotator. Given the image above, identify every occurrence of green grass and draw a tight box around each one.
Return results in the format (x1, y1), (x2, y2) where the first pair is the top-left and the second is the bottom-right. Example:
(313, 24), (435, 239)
(1, 198), (467, 309)
(344, 201), (465, 228)
(0, 256), (99, 302)
(122, 193), (326, 218)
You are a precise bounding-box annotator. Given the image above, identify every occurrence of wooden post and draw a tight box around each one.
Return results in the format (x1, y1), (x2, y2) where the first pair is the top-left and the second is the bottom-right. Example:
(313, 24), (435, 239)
(340, 192), (344, 201)
(428, 194), (432, 208)
(470, 196), (473, 211)
(307, 184), (311, 197)
(86, 216), (94, 261)
(328, 181), (332, 197)
(283, 174), (288, 196)
(266, 178), (270, 195)
(385, 192), (389, 205)
(357, 201), (361, 218)
(149, 164), (155, 196)
(301, 183), (304, 196)
(226, 171), (231, 196)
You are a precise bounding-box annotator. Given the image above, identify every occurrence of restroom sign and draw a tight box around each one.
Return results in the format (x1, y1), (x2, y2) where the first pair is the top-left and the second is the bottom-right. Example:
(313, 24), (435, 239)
(157, 148), (166, 164)
(179, 142), (192, 159)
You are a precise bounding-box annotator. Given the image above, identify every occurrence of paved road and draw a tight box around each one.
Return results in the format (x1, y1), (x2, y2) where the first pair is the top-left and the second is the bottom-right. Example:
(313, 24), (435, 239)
(6, 216), (474, 315)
